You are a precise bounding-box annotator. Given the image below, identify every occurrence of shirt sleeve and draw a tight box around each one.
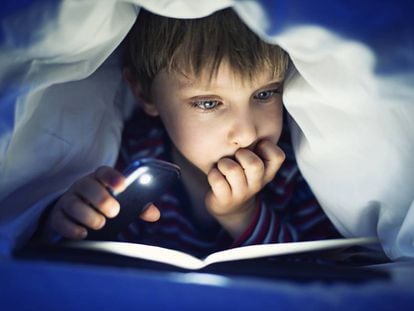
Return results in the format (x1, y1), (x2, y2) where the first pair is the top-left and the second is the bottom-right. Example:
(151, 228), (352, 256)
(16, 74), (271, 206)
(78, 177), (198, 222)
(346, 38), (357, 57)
(230, 198), (279, 247)
(231, 171), (341, 248)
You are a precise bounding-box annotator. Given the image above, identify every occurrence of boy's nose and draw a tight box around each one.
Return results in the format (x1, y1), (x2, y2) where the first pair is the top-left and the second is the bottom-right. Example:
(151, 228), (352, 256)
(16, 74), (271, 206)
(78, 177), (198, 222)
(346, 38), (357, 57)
(228, 115), (258, 148)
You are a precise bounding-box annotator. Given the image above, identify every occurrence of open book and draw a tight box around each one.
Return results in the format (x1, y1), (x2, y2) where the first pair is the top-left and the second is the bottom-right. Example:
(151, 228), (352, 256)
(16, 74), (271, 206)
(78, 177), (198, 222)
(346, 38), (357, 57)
(64, 237), (379, 270)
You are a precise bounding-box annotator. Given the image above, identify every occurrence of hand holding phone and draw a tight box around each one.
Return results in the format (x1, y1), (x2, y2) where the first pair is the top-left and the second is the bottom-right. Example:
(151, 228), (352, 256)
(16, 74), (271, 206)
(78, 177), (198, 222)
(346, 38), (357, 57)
(87, 158), (180, 241)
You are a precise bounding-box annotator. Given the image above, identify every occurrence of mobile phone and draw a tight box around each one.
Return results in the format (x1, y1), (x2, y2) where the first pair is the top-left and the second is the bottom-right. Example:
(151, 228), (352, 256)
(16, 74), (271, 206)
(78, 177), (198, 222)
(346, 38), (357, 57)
(87, 158), (180, 241)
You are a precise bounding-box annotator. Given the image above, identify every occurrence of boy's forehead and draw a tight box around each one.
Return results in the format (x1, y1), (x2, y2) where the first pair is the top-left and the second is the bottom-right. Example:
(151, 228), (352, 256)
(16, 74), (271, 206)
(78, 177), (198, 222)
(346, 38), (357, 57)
(158, 65), (282, 91)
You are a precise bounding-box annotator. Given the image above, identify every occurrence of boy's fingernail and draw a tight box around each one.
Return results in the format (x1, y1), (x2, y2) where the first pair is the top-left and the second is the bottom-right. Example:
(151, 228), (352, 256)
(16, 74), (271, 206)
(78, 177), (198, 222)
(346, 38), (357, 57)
(110, 205), (120, 217)
(80, 229), (88, 239)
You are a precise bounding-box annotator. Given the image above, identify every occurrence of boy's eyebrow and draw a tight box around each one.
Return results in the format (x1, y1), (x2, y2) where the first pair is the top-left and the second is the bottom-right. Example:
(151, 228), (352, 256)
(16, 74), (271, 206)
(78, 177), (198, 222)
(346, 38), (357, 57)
(177, 77), (284, 91)
(257, 80), (284, 89)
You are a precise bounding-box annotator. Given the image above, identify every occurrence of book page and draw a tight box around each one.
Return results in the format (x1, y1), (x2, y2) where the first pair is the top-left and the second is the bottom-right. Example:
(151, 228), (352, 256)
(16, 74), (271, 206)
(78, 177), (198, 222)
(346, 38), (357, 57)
(65, 241), (205, 270)
(203, 237), (379, 267)
(64, 237), (379, 270)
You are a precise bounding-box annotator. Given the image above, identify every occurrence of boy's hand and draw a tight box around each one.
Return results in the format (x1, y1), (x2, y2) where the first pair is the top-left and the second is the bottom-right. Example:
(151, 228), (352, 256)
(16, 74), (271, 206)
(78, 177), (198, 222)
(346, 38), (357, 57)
(46, 166), (160, 240)
(205, 139), (285, 238)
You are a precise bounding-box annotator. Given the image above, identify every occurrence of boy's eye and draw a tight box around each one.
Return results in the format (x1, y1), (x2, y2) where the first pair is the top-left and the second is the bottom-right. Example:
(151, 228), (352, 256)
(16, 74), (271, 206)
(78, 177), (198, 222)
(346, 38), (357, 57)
(193, 100), (220, 110)
(253, 89), (280, 100)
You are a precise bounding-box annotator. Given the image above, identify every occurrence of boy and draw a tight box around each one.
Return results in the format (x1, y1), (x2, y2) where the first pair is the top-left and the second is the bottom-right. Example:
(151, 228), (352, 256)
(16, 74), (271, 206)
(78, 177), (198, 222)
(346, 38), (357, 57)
(41, 9), (339, 256)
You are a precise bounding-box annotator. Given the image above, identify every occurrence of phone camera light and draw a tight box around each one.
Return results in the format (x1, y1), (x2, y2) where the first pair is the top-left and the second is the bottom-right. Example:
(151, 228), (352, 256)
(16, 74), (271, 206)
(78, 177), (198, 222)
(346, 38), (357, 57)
(138, 173), (153, 185)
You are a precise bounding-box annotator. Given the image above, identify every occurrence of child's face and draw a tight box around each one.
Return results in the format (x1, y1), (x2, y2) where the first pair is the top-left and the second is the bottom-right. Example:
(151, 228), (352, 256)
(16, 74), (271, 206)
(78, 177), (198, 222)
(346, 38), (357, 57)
(145, 62), (284, 175)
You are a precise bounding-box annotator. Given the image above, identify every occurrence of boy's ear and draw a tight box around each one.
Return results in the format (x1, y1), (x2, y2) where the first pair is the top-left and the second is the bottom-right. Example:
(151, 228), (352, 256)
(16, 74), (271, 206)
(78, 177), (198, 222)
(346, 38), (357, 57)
(123, 68), (159, 117)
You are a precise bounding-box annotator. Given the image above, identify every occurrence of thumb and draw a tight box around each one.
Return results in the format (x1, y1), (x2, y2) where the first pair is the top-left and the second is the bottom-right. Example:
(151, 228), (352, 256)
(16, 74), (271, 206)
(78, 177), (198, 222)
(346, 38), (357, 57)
(139, 202), (161, 222)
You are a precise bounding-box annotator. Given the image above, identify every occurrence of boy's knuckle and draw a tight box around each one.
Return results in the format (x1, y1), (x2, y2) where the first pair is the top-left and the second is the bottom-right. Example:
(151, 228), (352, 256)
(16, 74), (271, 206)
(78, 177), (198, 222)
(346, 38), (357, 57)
(247, 154), (259, 164)
(213, 190), (229, 204)
(263, 174), (275, 185)
(249, 181), (262, 193)
(218, 158), (236, 171)
(61, 201), (73, 215)
(221, 196), (232, 206)
(64, 200), (75, 213)
(232, 194), (243, 204)
(208, 172), (219, 185)
(71, 201), (84, 215)
(275, 148), (286, 161)
(95, 194), (109, 208)
(226, 163), (240, 174)
(235, 148), (248, 159)
(250, 158), (264, 173)
(272, 159), (283, 173)
(213, 174), (226, 186)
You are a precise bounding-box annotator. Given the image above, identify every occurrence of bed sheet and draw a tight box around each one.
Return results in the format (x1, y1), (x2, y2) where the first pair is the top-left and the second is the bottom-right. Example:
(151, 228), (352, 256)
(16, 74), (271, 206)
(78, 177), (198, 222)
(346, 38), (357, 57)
(0, 0), (413, 260)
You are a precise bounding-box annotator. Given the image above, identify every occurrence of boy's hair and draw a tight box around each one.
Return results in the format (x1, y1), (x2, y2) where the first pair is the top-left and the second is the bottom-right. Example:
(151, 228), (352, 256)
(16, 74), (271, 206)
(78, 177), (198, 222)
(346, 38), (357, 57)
(125, 8), (290, 98)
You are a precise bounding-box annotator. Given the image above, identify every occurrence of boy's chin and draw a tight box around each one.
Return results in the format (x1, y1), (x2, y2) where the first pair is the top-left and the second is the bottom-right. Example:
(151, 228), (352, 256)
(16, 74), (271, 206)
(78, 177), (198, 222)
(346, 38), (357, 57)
(195, 162), (218, 176)
(185, 159), (211, 176)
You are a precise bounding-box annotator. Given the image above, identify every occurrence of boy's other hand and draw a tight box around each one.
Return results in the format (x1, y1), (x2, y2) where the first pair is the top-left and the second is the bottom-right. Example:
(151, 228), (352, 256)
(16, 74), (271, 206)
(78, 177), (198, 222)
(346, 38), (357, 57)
(139, 202), (161, 222)
(205, 139), (285, 238)
(46, 166), (160, 240)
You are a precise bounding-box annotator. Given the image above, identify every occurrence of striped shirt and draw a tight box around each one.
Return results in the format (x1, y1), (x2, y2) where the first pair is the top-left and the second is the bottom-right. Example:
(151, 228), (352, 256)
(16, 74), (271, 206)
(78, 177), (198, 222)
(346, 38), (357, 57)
(115, 110), (340, 258)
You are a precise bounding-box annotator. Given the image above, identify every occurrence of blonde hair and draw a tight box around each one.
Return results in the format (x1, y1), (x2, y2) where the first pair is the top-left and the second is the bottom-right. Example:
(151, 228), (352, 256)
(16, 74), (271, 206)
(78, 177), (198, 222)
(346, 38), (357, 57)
(125, 8), (290, 98)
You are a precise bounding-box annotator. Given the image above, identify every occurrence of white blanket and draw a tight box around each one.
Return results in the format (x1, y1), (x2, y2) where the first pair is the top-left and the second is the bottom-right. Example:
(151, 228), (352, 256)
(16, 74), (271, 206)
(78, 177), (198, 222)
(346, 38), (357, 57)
(0, 0), (413, 259)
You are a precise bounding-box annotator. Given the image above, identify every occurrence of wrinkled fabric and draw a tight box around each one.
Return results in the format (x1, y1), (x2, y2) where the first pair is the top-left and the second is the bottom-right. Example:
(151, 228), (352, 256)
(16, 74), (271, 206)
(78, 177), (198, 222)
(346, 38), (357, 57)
(0, 0), (413, 259)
